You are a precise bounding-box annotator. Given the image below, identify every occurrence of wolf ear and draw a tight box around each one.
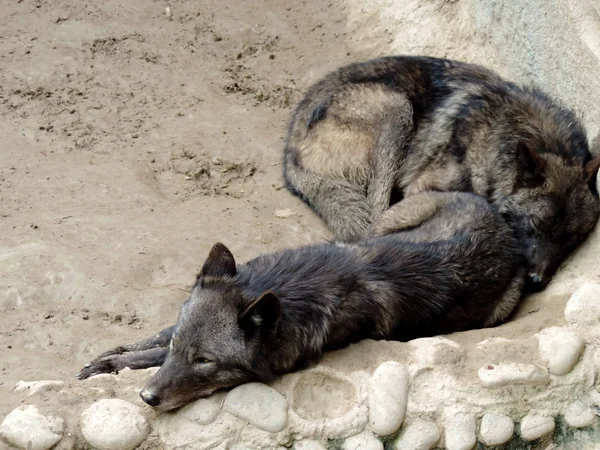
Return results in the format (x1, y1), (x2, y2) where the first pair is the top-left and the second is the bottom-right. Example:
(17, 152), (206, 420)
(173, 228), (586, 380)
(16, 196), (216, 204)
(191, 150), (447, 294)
(239, 291), (281, 334)
(516, 140), (547, 187)
(584, 155), (600, 191)
(199, 243), (236, 279)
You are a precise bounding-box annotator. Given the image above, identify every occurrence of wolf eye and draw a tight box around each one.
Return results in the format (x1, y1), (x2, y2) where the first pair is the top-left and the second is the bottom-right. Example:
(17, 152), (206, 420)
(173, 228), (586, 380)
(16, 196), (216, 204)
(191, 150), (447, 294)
(530, 218), (543, 232)
(194, 356), (215, 365)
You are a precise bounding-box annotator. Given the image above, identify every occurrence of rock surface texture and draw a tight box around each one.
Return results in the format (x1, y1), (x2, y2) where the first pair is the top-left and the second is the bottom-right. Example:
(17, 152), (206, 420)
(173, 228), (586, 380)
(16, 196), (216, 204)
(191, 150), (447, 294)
(368, 361), (409, 436)
(81, 399), (149, 450)
(0, 405), (64, 450)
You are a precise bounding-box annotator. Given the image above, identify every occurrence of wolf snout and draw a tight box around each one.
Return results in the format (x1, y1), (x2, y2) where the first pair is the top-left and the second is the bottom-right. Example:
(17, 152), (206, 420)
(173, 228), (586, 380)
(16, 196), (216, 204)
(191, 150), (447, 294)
(140, 388), (161, 407)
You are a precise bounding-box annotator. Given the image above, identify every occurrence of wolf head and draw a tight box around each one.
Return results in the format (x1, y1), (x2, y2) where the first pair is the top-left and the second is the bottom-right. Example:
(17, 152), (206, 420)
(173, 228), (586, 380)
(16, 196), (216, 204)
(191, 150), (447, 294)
(500, 141), (600, 292)
(140, 243), (281, 412)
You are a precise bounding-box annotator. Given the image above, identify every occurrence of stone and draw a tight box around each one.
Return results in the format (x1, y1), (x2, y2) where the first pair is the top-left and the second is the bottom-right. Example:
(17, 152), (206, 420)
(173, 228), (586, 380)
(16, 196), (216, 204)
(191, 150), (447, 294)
(394, 419), (440, 450)
(564, 400), (596, 428)
(520, 414), (555, 441)
(479, 413), (514, 446)
(178, 393), (224, 425)
(565, 283), (600, 326)
(368, 361), (409, 436)
(223, 382), (288, 433)
(537, 327), (585, 375)
(478, 363), (549, 387)
(81, 399), (149, 450)
(443, 409), (476, 450)
(295, 440), (327, 450)
(343, 431), (384, 450)
(14, 380), (64, 396)
(0, 405), (64, 450)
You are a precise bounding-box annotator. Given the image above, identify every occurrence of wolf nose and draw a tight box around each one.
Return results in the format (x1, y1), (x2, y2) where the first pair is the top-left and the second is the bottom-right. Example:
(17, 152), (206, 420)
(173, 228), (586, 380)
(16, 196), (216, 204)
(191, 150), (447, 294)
(527, 272), (548, 292)
(140, 388), (161, 407)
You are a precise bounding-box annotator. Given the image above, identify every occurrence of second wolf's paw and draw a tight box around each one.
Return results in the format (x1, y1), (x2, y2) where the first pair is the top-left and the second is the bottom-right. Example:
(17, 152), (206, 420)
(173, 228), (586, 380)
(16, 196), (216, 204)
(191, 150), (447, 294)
(76, 355), (119, 380)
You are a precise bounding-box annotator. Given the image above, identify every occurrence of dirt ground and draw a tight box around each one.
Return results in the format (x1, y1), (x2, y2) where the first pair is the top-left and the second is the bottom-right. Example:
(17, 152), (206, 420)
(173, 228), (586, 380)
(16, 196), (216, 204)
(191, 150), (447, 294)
(0, 0), (597, 424)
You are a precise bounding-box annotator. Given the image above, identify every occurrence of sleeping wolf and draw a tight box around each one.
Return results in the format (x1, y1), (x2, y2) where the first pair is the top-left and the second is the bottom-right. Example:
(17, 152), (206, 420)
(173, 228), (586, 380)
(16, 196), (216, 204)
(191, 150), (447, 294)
(77, 192), (524, 411)
(283, 55), (600, 291)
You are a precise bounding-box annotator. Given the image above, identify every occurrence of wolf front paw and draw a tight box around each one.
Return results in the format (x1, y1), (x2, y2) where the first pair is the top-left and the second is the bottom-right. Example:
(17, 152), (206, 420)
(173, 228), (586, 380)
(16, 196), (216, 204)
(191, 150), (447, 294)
(76, 355), (119, 380)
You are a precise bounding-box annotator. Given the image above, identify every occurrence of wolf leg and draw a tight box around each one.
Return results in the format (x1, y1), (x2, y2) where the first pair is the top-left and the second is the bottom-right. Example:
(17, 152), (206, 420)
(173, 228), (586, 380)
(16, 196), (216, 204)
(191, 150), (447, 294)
(76, 325), (175, 379)
(284, 150), (372, 241)
(367, 106), (413, 222)
(77, 347), (168, 379)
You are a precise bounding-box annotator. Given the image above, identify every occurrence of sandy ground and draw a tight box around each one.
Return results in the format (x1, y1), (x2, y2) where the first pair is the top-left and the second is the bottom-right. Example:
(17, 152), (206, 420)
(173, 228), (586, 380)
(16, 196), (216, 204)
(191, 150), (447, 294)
(1, 0), (599, 426)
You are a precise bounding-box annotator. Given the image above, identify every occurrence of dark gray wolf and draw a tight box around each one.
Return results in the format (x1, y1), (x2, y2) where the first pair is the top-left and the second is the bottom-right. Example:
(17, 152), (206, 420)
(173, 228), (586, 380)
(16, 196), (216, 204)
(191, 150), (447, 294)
(77, 192), (524, 412)
(283, 55), (600, 291)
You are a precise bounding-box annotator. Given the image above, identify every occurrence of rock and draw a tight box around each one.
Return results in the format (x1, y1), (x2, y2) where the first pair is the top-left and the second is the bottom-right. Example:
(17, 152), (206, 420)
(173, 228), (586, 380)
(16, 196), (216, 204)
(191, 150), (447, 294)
(0, 405), (64, 450)
(479, 413), (514, 446)
(368, 361), (409, 436)
(564, 400), (596, 428)
(223, 382), (288, 433)
(343, 431), (383, 450)
(178, 392), (224, 425)
(565, 283), (600, 326)
(274, 208), (298, 219)
(478, 363), (549, 387)
(81, 399), (149, 450)
(443, 409), (476, 450)
(295, 440), (327, 450)
(14, 380), (64, 396)
(537, 327), (585, 375)
(408, 337), (465, 374)
(520, 414), (555, 441)
(394, 419), (440, 450)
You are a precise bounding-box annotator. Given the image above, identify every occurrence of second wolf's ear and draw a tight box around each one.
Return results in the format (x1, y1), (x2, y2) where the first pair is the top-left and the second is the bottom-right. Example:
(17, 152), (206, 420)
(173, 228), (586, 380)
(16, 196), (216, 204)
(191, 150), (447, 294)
(199, 243), (236, 279)
(584, 155), (600, 191)
(239, 291), (281, 334)
(516, 140), (547, 187)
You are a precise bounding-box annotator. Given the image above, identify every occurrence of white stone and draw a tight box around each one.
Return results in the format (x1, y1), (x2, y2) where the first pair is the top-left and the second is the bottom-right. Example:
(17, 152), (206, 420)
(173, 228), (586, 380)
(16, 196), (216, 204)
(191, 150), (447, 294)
(178, 392), (224, 425)
(478, 363), (549, 387)
(479, 413), (514, 446)
(564, 400), (596, 428)
(394, 419), (440, 450)
(565, 283), (600, 326)
(537, 327), (585, 375)
(0, 405), (64, 450)
(343, 431), (383, 450)
(223, 382), (288, 433)
(520, 414), (555, 441)
(295, 440), (327, 450)
(14, 380), (64, 396)
(368, 361), (409, 436)
(443, 409), (476, 450)
(81, 399), (149, 450)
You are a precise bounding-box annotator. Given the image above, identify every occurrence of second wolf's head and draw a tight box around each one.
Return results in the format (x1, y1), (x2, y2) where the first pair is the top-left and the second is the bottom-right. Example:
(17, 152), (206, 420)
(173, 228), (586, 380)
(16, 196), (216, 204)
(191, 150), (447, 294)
(500, 141), (600, 291)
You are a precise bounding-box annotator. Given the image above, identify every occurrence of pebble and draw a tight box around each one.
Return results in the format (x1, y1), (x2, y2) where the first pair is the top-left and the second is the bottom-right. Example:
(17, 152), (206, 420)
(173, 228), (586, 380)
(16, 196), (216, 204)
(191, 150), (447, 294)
(14, 380), (64, 396)
(443, 408), (476, 450)
(274, 208), (298, 219)
(179, 392), (224, 425)
(0, 405), (64, 450)
(295, 440), (327, 450)
(520, 414), (555, 441)
(223, 382), (288, 433)
(564, 283), (600, 326)
(343, 431), (383, 450)
(368, 361), (409, 436)
(393, 419), (440, 450)
(564, 400), (596, 428)
(479, 413), (514, 446)
(81, 399), (149, 450)
(478, 363), (549, 387)
(537, 327), (585, 375)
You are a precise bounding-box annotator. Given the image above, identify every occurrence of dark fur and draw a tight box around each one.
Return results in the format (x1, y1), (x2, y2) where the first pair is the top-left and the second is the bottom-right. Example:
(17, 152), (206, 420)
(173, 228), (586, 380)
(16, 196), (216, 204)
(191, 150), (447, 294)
(283, 55), (600, 291)
(77, 192), (524, 411)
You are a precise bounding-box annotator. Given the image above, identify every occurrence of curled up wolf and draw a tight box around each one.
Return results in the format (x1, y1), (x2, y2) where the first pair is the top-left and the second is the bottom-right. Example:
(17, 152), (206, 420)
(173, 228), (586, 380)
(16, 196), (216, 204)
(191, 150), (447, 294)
(78, 191), (525, 411)
(283, 55), (600, 291)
